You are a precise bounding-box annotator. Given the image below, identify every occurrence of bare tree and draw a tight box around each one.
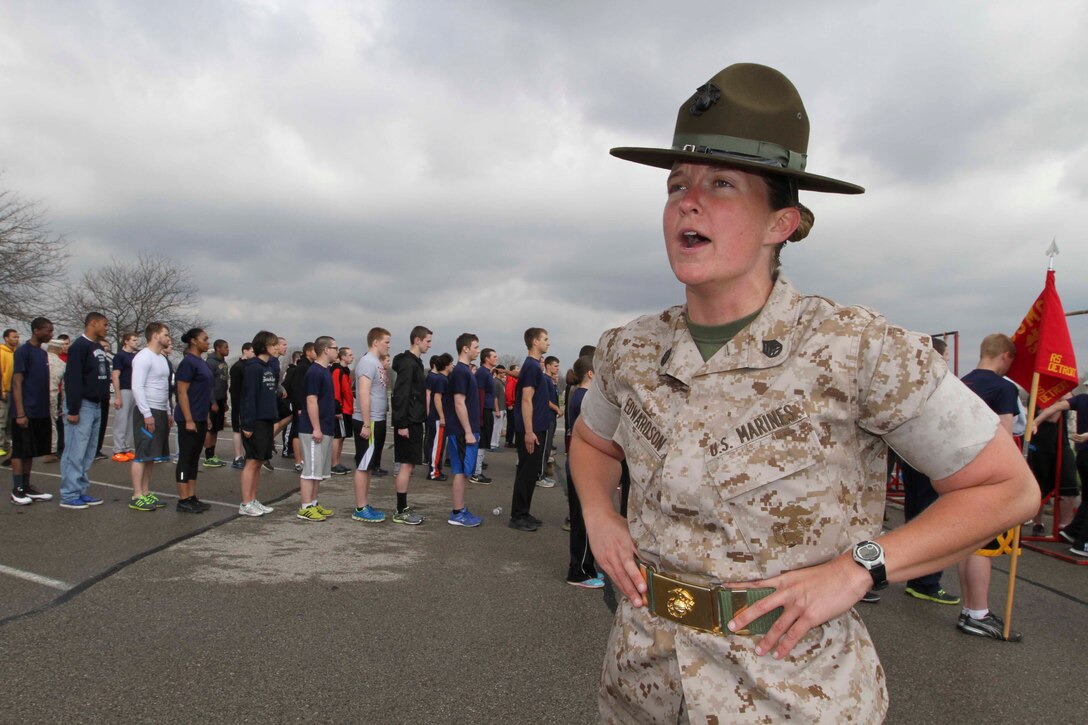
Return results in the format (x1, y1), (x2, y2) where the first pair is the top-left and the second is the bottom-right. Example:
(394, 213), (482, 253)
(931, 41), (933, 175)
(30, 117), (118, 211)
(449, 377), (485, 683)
(0, 185), (70, 321)
(498, 353), (522, 370)
(61, 251), (207, 345)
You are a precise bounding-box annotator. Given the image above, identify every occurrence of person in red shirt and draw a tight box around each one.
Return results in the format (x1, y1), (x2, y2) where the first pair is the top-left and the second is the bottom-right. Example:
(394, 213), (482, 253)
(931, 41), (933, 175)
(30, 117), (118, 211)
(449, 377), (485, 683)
(330, 346), (354, 475)
(504, 364), (518, 447)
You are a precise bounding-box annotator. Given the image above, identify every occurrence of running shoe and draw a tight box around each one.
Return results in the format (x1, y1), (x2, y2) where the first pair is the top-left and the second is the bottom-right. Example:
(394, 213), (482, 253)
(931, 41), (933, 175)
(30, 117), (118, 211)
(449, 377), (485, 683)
(293, 463), (303, 473)
(202, 456), (226, 468)
(352, 505), (386, 523)
(426, 472), (448, 482)
(190, 496), (213, 511)
(80, 494), (104, 506)
(331, 464), (350, 475)
(59, 498), (89, 509)
(960, 612), (1022, 641)
(262, 460), (275, 472)
(1069, 541), (1088, 558)
(24, 485), (53, 501)
(1058, 527), (1075, 544)
(508, 517), (538, 532)
(392, 508), (423, 525)
(468, 474), (492, 484)
(296, 505), (327, 522)
(238, 501), (264, 517)
(124, 451), (136, 462)
(93, 451), (108, 461)
(860, 590), (880, 603)
(448, 508), (482, 527)
(129, 495), (157, 512)
(253, 500), (274, 514)
(313, 503), (334, 517)
(176, 498), (205, 514)
(10, 489), (33, 506)
(111, 452), (129, 462)
(231, 457), (245, 470)
(146, 493), (167, 509)
(904, 586), (961, 605)
(372, 468), (389, 478)
(536, 478), (556, 488)
(568, 577), (605, 589)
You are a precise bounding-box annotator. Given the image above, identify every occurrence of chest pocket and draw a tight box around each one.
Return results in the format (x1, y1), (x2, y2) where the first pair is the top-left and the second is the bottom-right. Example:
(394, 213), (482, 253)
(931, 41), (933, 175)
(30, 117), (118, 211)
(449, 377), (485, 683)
(704, 418), (846, 574)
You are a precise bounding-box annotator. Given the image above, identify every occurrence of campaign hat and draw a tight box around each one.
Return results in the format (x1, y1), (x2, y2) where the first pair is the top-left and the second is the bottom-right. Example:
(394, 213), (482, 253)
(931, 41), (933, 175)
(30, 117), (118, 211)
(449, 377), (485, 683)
(611, 63), (863, 194)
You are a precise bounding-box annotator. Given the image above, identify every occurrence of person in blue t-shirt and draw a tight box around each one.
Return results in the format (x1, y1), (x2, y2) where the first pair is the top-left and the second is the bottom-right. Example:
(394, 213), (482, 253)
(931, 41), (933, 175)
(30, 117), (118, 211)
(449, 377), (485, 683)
(296, 336), (339, 522)
(173, 328), (215, 513)
(509, 327), (553, 532)
(470, 348), (498, 483)
(9, 317), (56, 505)
(1033, 390), (1088, 556)
(958, 333), (1022, 640)
(425, 354), (453, 481)
(110, 332), (139, 461)
(564, 354), (602, 588)
(443, 333), (483, 528)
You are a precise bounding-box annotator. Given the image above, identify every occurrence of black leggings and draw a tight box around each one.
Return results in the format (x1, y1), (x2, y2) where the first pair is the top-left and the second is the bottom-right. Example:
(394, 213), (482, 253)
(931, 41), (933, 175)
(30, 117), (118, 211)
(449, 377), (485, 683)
(176, 422), (208, 483)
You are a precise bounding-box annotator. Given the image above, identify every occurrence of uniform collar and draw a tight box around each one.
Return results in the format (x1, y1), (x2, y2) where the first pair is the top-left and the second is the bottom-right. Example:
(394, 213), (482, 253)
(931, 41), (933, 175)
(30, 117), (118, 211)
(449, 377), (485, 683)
(661, 276), (801, 386)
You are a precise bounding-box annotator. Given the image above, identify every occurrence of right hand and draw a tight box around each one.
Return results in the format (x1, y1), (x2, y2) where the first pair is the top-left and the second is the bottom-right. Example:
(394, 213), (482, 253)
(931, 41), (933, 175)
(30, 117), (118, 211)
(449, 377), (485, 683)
(144, 416), (155, 434)
(243, 429), (253, 439)
(67, 414), (79, 424)
(524, 431), (538, 454)
(585, 508), (646, 607)
(397, 428), (408, 438)
(359, 424), (370, 440)
(313, 431), (323, 444)
(114, 397), (122, 410)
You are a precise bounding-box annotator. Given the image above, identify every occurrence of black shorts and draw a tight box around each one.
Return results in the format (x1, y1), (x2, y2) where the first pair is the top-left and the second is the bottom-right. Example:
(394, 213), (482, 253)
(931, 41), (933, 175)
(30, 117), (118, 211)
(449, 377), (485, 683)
(176, 422), (208, 482)
(133, 408), (171, 463)
(393, 422), (424, 465)
(277, 398), (292, 421)
(230, 396), (242, 431)
(289, 412), (302, 441)
(10, 416), (53, 459)
(333, 412), (350, 440)
(243, 420), (274, 461)
(209, 400), (227, 434)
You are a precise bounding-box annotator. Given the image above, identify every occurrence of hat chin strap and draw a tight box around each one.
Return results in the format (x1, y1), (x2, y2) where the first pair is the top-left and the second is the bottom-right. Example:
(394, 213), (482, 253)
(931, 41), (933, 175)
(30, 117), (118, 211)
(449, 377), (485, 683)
(673, 133), (807, 172)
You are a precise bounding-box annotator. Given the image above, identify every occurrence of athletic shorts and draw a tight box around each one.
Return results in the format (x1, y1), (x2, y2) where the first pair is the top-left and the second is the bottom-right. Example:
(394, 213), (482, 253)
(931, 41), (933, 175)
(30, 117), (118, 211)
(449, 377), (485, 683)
(176, 422), (208, 482)
(333, 412), (349, 440)
(446, 434), (479, 477)
(289, 412), (302, 441)
(230, 397), (242, 432)
(133, 408), (171, 463)
(209, 400), (227, 433)
(277, 398), (292, 421)
(10, 416), (53, 459)
(243, 420), (274, 461)
(300, 433), (332, 480)
(393, 422), (424, 465)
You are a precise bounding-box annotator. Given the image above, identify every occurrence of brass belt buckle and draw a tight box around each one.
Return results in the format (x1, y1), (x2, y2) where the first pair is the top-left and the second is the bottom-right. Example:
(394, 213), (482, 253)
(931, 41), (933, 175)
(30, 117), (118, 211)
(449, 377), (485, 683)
(647, 568), (721, 634)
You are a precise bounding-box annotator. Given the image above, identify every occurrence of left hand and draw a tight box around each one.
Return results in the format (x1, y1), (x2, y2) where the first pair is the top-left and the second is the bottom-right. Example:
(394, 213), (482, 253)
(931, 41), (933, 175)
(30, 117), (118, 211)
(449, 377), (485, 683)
(1071, 432), (1088, 444)
(727, 554), (870, 658)
(185, 420), (197, 433)
(466, 432), (477, 445)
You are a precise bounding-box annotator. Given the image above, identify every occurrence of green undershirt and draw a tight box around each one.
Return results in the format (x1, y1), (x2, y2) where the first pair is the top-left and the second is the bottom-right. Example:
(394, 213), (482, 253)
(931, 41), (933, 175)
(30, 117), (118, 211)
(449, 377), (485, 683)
(686, 308), (762, 362)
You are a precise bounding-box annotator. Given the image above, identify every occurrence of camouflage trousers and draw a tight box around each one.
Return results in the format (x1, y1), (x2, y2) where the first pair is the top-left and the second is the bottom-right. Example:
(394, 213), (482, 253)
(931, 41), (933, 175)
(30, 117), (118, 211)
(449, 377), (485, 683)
(599, 600), (888, 724)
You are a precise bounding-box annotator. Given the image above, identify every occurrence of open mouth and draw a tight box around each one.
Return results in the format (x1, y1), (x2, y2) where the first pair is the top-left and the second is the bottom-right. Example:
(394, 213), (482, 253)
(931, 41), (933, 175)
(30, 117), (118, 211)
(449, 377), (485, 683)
(681, 231), (711, 249)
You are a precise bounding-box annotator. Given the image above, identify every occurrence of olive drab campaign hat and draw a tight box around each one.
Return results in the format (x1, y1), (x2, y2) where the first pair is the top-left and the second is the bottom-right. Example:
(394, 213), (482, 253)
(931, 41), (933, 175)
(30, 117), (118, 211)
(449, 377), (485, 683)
(611, 63), (864, 194)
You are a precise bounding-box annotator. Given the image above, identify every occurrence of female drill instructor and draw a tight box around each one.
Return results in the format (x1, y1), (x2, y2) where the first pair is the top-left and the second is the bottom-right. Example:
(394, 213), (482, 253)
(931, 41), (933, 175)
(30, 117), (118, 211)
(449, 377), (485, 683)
(569, 63), (1039, 723)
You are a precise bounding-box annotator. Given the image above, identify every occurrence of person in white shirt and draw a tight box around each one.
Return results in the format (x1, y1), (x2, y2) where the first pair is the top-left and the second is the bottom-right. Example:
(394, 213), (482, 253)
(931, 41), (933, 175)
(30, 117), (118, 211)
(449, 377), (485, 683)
(129, 322), (172, 512)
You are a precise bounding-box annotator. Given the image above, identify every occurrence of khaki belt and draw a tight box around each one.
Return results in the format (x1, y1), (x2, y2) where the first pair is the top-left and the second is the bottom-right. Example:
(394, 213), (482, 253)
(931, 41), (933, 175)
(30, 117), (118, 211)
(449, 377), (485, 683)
(640, 563), (781, 636)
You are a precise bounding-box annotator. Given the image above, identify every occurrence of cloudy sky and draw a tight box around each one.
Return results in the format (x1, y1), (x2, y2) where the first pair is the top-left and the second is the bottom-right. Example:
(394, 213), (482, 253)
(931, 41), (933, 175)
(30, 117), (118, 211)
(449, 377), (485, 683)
(2, 0), (1086, 377)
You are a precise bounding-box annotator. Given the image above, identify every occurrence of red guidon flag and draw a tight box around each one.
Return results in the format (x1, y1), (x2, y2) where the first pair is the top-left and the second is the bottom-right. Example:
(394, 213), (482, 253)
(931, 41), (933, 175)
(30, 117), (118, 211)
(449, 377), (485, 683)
(1007, 270), (1078, 409)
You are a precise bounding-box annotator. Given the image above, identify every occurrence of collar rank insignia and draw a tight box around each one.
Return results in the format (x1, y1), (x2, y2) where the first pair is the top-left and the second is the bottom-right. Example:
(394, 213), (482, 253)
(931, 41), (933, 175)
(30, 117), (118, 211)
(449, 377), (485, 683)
(762, 340), (783, 358)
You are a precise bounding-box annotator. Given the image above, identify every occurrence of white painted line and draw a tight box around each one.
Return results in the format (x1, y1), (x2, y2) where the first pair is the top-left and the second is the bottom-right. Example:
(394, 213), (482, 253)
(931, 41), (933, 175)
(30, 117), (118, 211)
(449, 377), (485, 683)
(0, 563), (71, 591)
(29, 471), (237, 508)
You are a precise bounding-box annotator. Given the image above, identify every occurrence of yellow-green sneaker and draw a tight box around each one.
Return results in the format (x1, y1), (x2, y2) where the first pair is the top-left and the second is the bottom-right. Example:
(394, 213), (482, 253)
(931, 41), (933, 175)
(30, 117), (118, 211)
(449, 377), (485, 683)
(129, 495), (156, 512)
(313, 504), (334, 517)
(296, 506), (327, 522)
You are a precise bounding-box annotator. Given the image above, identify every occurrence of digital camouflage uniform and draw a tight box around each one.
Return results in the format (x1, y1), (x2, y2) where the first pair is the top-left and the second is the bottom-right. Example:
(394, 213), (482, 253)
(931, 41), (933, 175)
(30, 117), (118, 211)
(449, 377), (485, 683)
(580, 277), (999, 724)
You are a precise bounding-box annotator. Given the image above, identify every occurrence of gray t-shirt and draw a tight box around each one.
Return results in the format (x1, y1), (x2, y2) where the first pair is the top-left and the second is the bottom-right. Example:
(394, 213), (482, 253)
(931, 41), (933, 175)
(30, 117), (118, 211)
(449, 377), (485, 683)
(353, 352), (387, 422)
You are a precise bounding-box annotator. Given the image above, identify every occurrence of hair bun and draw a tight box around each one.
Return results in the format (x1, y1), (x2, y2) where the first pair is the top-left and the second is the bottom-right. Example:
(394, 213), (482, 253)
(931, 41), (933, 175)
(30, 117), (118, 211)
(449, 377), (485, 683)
(788, 203), (815, 242)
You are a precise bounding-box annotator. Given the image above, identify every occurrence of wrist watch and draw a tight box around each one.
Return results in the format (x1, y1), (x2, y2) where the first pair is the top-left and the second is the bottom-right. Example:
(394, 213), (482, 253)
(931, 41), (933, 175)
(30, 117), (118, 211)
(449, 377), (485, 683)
(852, 540), (888, 590)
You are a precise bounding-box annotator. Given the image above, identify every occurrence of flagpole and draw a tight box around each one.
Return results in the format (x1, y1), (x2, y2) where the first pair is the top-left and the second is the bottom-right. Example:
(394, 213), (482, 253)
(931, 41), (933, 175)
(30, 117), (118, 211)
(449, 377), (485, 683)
(1004, 371), (1038, 640)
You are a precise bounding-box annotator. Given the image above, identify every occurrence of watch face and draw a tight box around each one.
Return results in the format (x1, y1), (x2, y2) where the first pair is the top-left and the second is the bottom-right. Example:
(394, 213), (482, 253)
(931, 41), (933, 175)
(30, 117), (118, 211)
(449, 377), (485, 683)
(856, 542), (881, 562)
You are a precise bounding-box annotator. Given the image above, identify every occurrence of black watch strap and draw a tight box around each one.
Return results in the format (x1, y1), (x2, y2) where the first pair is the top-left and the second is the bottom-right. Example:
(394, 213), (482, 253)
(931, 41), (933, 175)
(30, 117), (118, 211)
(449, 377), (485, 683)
(867, 563), (888, 590)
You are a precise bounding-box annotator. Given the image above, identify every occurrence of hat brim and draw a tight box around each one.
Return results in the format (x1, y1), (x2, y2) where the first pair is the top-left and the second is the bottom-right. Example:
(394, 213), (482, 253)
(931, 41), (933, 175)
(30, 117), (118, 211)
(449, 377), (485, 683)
(610, 147), (864, 195)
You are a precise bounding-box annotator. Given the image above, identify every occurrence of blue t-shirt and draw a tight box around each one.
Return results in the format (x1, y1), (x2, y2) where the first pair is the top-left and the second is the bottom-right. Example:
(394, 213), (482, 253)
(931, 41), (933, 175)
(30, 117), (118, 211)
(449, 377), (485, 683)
(444, 362), (480, 436)
(12, 343), (50, 418)
(298, 363), (336, 435)
(427, 371), (448, 424)
(174, 353), (213, 424)
(566, 386), (587, 450)
(475, 366), (495, 410)
(1068, 394), (1088, 452)
(961, 369), (1019, 417)
(112, 349), (136, 390)
(513, 356), (552, 434)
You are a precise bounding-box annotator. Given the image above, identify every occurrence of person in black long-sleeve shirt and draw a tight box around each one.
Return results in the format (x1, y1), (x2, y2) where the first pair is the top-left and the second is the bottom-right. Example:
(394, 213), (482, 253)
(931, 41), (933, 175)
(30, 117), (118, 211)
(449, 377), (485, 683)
(390, 325), (433, 519)
(228, 342), (254, 468)
(59, 312), (111, 508)
(237, 331), (279, 517)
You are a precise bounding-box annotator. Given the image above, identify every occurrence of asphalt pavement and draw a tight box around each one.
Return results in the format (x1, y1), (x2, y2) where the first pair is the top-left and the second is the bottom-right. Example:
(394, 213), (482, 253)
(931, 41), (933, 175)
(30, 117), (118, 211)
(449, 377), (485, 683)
(1, 429), (1085, 724)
